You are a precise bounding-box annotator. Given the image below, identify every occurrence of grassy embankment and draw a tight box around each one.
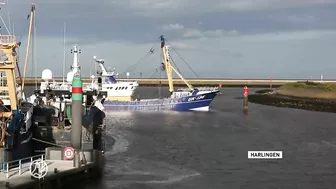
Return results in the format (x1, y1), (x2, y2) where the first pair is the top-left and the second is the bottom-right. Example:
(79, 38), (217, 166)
(249, 81), (336, 113)
(277, 82), (336, 99)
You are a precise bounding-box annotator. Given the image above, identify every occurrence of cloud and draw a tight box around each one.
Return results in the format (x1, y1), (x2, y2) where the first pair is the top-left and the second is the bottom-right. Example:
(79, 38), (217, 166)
(183, 29), (240, 39)
(16, 29), (336, 79)
(168, 41), (196, 50)
(10, 0), (336, 19)
(4, 0), (336, 79)
(159, 23), (240, 40)
(108, 0), (336, 17)
(286, 15), (319, 23)
(161, 24), (184, 31)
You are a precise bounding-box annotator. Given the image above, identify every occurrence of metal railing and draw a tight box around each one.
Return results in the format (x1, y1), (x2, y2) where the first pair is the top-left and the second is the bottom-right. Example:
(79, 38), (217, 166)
(0, 35), (16, 44)
(1, 154), (45, 178)
(176, 86), (219, 92)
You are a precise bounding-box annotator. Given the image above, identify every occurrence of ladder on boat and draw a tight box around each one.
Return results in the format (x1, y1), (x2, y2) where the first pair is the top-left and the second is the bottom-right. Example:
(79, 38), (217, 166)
(0, 35), (20, 118)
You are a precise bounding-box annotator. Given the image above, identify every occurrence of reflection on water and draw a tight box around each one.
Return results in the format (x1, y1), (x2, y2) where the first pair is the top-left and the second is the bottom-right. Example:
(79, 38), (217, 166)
(54, 87), (336, 189)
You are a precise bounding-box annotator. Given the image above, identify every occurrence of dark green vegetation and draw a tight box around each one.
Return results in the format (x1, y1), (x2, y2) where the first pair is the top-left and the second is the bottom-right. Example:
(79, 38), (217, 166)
(248, 81), (336, 113)
(283, 81), (336, 92)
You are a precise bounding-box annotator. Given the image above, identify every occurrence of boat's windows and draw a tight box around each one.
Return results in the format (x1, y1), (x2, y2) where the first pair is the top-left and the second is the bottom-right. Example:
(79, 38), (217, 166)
(125, 87), (128, 90)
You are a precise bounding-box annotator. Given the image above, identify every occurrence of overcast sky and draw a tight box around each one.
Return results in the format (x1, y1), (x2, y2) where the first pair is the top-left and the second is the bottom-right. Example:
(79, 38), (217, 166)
(3, 0), (336, 79)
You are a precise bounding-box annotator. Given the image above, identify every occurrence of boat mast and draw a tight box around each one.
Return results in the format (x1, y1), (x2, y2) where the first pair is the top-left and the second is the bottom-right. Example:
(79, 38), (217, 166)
(33, 10), (37, 90)
(21, 4), (35, 92)
(62, 21), (66, 85)
(160, 35), (174, 94)
(70, 45), (81, 74)
(160, 35), (193, 93)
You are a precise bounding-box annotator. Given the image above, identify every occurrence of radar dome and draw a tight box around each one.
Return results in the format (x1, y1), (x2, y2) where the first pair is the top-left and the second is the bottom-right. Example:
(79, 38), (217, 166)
(66, 71), (74, 82)
(41, 69), (52, 81)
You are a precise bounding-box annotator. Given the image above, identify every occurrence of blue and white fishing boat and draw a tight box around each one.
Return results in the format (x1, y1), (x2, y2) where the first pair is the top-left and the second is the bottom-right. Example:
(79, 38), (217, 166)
(99, 35), (220, 111)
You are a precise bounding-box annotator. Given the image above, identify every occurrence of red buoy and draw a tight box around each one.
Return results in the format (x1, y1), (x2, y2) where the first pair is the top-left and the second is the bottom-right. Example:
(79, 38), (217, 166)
(243, 86), (249, 97)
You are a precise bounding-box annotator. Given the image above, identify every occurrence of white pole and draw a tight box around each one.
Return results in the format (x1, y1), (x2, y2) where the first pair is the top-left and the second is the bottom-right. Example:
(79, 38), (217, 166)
(34, 15), (37, 89)
(62, 22), (66, 85)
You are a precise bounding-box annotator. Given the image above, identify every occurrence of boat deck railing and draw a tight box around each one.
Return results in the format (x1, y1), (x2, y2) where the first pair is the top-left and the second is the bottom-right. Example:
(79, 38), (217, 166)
(40, 81), (96, 91)
(0, 154), (45, 179)
(0, 35), (16, 44)
(176, 86), (219, 92)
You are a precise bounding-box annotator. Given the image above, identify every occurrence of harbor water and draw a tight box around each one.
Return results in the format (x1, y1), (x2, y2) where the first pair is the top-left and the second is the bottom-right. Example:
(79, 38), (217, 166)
(29, 87), (336, 189)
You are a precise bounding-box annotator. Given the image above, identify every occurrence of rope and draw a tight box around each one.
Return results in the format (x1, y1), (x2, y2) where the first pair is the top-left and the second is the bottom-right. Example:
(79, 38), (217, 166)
(33, 137), (66, 148)
(169, 56), (183, 77)
(166, 39), (200, 78)
(32, 137), (88, 164)
(121, 50), (152, 74)
(120, 37), (160, 76)
(0, 102), (11, 112)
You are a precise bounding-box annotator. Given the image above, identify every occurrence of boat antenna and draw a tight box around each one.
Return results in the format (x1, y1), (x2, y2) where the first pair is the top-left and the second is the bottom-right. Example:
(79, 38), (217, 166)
(6, 0), (11, 35)
(0, 1), (11, 35)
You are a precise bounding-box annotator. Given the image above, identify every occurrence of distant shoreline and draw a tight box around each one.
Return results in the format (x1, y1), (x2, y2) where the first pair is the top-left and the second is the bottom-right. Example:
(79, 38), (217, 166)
(248, 82), (336, 113)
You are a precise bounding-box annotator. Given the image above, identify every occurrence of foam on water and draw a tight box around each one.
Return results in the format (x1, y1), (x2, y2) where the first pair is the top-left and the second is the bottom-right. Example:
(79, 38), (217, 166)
(104, 157), (201, 187)
(103, 117), (134, 155)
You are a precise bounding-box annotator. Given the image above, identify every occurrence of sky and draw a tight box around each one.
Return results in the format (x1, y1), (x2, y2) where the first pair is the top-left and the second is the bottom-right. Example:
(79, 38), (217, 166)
(2, 0), (336, 79)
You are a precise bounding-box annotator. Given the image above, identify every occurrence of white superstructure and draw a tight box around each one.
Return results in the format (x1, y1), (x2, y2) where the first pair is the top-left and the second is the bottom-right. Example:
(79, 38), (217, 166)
(38, 45), (93, 93)
(35, 47), (138, 102)
(92, 56), (138, 101)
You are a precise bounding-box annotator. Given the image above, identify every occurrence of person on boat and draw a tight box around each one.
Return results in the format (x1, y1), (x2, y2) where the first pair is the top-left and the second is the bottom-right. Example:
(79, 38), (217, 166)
(161, 62), (165, 71)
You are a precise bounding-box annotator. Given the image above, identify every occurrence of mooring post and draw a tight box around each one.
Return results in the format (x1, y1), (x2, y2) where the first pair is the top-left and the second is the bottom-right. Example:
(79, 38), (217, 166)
(243, 86), (248, 112)
(71, 74), (83, 168)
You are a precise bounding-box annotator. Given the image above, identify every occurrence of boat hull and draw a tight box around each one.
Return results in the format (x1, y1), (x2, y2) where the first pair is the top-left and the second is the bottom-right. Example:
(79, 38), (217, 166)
(103, 91), (219, 111)
(1, 103), (35, 169)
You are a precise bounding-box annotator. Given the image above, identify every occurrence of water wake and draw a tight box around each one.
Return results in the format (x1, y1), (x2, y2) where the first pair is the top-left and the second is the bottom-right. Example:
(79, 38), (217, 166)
(104, 157), (201, 187)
